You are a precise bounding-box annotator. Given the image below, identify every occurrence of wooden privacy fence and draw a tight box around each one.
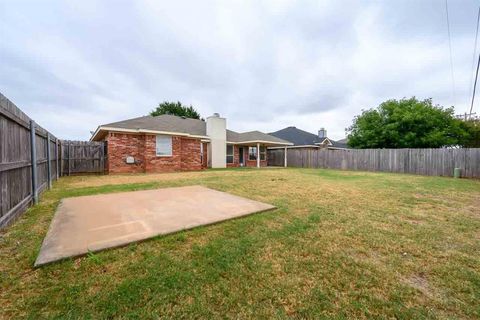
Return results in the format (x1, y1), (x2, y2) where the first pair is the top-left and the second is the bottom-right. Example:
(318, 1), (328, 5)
(268, 148), (480, 178)
(0, 93), (107, 229)
(60, 140), (106, 175)
(0, 93), (60, 228)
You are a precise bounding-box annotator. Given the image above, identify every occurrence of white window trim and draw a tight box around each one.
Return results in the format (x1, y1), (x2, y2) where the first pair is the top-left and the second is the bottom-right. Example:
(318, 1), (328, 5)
(156, 135), (173, 157)
(226, 144), (234, 164)
(248, 146), (257, 161)
(259, 146), (266, 161)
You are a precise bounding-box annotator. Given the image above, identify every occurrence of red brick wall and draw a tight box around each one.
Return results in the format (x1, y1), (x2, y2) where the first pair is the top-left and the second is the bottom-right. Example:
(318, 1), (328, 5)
(105, 132), (203, 174)
(201, 142), (208, 169)
(245, 159), (267, 167)
(180, 137), (203, 171)
(106, 133), (146, 174)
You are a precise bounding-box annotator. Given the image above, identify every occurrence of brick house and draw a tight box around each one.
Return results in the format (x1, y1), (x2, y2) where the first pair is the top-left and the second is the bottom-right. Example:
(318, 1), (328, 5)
(90, 113), (292, 174)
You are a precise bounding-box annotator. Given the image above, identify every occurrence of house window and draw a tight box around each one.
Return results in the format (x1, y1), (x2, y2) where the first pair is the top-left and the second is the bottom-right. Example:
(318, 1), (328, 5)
(260, 146), (266, 161)
(248, 147), (257, 160)
(226, 145), (234, 164)
(249, 146), (266, 161)
(156, 135), (172, 156)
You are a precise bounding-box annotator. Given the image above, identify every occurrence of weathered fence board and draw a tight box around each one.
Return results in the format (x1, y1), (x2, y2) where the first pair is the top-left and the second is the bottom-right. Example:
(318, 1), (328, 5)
(60, 140), (106, 175)
(0, 93), (60, 228)
(268, 148), (480, 178)
(0, 93), (107, 230)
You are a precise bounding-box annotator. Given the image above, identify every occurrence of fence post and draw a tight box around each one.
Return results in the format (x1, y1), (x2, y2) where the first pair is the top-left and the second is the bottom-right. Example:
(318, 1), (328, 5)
(46, 133), (52, 189)
(55, 139), (59, 179)
(67, 142), (71, 176)
(59, 141), (63, 177)
(30, 120), (38, 204)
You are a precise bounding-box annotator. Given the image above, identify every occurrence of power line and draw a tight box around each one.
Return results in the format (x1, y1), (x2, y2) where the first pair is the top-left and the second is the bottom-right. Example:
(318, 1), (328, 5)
(445, 0), (456, 107)
(469, 7), (480, 110)
(470, 47), (480, 116)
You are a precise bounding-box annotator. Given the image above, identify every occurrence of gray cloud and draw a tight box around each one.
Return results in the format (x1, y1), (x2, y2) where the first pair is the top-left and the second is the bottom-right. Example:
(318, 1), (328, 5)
(1, 0), (478, 140)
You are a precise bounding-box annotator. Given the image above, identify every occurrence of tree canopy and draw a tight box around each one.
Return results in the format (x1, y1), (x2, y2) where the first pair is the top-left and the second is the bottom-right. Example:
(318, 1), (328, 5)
(346, 97), (471, 148)
(150, 101), (202, 120)
(462, 119), (480, 148)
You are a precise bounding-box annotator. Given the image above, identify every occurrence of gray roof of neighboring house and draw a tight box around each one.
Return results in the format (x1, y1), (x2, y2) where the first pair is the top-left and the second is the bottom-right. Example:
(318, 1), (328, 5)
(93, 114), (291, 145)
(269, 126), (349, 149)
(333, 138), (349, 149)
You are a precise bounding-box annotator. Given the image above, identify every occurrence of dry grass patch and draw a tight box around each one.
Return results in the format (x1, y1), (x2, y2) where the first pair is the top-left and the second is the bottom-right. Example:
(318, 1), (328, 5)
(1, 168), (479, 319)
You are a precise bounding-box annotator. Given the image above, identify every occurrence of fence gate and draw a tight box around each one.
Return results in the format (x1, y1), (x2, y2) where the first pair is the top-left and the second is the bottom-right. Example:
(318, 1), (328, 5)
(60, 141), (106, 175)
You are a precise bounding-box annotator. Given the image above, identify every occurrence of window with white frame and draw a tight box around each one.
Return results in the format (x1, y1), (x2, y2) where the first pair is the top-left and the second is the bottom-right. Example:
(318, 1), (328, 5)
(248, 146), (257, 160)
(226, 145), (234, 164)
(156, 135), (172, 156)
(260, 146), (266, 161)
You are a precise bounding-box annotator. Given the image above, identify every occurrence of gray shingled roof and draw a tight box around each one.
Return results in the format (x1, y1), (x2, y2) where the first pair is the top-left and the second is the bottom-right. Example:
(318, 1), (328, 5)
(101, 114), (207, 136)
(227, 130), (290, 144)
(93, 114), (290, 144)
(332, 138), (349, 149)
(269, 126), (349, 148)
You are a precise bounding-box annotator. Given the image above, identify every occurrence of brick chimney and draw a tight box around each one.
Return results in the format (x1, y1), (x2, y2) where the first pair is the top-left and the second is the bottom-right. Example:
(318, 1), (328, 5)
(318, 128), (327, 138)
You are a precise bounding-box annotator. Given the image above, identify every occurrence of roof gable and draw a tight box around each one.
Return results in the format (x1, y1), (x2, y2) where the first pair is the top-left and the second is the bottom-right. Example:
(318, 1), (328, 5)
(269, 126), (349, 149)
(315, 137), (333, 146)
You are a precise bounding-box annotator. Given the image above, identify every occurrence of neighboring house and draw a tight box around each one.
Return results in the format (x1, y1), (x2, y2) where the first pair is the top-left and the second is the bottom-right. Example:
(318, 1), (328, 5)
(334, 137), (349, 149)
(90, 113), (292, 174)
(268, 126), (349, 150)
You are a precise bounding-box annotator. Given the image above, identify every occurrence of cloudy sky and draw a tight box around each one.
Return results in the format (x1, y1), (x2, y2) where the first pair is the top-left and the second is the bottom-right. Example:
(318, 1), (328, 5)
(1, 0), (479, 140)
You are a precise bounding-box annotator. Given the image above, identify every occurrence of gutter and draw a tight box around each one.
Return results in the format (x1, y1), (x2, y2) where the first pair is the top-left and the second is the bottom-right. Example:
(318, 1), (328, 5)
(226, 140), (293, 146)
(268, 144), (319, 149)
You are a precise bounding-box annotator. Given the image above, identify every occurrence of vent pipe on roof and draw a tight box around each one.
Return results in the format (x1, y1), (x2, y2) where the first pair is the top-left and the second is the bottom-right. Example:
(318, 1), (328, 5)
(212, 113), (220, 117)
(318, 128), (327, 138)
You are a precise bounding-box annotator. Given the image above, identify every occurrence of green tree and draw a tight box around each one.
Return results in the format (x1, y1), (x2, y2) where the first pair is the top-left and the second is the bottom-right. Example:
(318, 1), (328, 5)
(462, 119), (480, 147)
(150, 101), (202, 119)
(346, 97), (470, 148)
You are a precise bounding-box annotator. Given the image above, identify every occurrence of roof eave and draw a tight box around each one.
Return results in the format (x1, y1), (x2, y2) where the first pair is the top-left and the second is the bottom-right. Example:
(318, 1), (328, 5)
(90, 126), (210, 141)
(227, 140), (293, 146)
(268, 144), (320, 149)
(90, 126), (104, 141)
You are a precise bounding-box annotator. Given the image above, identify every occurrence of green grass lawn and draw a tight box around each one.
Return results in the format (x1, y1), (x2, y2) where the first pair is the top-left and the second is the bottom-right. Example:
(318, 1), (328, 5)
(1, 168), (479, 319)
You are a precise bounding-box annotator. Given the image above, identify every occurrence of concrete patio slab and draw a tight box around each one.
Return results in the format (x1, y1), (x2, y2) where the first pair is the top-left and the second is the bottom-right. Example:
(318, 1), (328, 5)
(35, 185), (275, 267)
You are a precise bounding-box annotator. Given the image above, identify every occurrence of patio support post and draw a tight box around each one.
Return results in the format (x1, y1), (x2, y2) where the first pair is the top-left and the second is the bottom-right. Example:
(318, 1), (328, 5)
(256, 143), (260, 168)
(284, 147), (287, 167)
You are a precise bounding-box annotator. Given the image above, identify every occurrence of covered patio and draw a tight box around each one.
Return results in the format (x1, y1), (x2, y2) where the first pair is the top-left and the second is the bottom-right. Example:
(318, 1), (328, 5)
(226, 130), (292, 168)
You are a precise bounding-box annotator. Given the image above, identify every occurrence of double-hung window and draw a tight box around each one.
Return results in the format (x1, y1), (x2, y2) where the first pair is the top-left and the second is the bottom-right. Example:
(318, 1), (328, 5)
(226, 145), (234, 164)
(249, 146), (266, 161)
(248, 147), (257, 160)
(259, 146), (266, 161)
(156, 135), (172, 156)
